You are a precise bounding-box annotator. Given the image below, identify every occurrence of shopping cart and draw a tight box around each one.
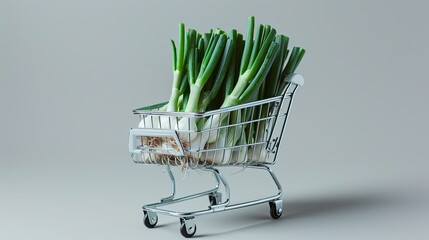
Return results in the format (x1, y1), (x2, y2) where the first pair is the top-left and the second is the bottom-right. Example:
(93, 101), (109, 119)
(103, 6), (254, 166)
(129, 74), (304, 237)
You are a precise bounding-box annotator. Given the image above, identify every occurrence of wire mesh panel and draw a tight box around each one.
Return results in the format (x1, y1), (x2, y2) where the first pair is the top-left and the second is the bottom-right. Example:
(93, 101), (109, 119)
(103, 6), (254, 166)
(130, 84), (297, 168)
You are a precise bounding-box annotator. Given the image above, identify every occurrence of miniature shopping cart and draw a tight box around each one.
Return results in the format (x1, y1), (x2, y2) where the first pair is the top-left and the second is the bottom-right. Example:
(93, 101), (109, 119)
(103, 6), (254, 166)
(129, 74), (304, 237)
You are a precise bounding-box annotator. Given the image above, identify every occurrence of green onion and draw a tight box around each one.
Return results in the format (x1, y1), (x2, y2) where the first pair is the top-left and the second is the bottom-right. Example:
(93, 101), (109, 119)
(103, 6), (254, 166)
(185, 31), (227, 112)
(138, 16), (305, 164)
(166, 23), (188, 112)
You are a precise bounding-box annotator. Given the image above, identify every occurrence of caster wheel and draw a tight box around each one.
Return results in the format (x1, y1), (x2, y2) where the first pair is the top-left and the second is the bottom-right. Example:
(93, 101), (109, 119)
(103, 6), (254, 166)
(143, 211), (158, 228)
(208, 192), (222, 206)
(269, 200), (283, 219)
(180, 218), (196, 238)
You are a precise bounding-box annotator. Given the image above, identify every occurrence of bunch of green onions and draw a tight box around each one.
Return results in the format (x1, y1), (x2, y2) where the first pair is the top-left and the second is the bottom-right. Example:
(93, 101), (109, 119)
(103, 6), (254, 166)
(138, 16), (305, 164)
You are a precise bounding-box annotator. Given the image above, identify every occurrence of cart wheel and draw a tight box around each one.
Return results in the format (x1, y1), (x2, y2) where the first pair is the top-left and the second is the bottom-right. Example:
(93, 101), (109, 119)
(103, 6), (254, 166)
(208, 192), (222, 206)
(269, 200), (283, 219)
(143, 211), (158, 228)
(180, 218), (196, 238)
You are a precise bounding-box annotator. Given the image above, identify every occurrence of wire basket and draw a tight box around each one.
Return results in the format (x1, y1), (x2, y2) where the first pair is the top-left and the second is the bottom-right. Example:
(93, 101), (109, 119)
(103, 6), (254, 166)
(130, 75), (301, 168)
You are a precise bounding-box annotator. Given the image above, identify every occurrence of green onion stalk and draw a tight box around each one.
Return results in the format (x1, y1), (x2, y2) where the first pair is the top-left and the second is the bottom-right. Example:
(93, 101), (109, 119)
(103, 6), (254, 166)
(248, 43), (306, 162)
(167, 23), (188, 112)
(178, 30), (231, 146)
(196, 17), (282, 163)
(206, 17), (280, 145)
(140, 24), (189, 130)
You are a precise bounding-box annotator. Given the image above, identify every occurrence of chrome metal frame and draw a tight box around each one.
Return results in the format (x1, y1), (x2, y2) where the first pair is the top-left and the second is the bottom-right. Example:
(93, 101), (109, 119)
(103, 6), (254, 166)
(142, 164), (282, 217)
(129, 74), (303, 237)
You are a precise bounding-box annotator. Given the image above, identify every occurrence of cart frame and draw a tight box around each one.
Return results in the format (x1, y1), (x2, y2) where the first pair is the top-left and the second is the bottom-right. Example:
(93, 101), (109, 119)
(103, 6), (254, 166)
(129, 74), (304, 237)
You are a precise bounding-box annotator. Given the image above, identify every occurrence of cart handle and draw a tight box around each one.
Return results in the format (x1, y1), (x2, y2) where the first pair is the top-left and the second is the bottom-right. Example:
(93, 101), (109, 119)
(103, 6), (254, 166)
(129, 128), (185, 156)
(284, 73), (304, 86)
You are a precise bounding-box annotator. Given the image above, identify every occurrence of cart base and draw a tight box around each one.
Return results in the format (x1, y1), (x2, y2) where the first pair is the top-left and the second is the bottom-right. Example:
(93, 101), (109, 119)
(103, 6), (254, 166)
(141, 164), (283, 238)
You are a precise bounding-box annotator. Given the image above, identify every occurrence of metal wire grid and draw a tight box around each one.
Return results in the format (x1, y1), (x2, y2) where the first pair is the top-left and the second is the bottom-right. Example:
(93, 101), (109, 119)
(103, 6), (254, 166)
(130, 83), (297, 168)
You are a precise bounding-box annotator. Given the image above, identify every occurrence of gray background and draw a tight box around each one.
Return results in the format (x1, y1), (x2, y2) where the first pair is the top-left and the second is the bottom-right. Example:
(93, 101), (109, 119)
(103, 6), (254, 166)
(1, 0), (428, 239)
